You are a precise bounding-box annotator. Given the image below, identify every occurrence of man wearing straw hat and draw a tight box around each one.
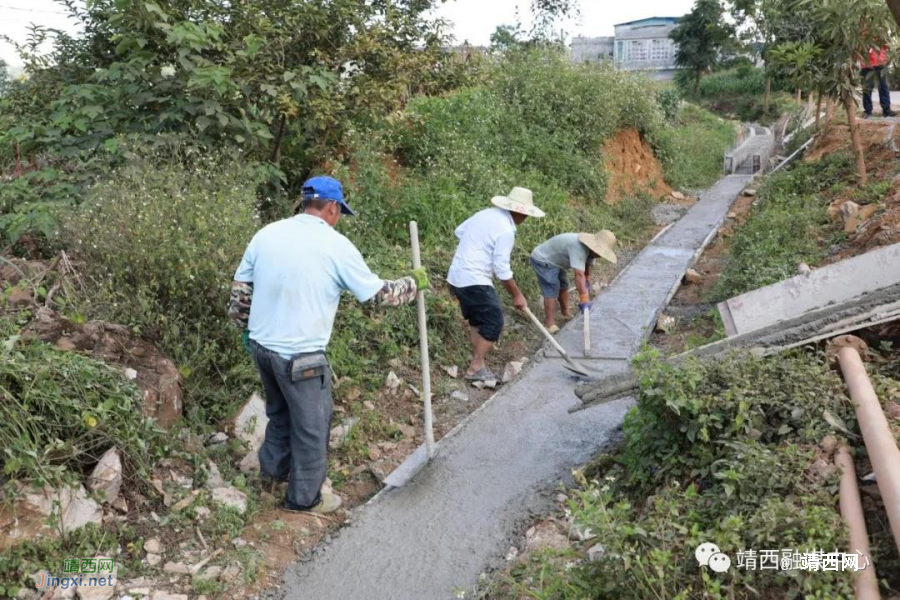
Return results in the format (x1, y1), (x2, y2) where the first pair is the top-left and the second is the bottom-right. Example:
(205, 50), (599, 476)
(529, 231), (617, 333)
(447, 187), (545, 382)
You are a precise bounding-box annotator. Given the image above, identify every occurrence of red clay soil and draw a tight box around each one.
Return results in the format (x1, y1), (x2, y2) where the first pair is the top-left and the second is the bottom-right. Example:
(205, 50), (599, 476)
(603, 128), (673, 204)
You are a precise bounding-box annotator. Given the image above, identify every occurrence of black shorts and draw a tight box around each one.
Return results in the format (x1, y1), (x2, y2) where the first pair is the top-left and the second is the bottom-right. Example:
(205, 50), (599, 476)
(449, 284), (504, 342)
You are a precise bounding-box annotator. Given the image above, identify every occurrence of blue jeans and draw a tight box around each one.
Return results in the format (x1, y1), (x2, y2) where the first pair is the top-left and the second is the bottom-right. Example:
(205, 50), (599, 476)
(862, 66), (892, 116)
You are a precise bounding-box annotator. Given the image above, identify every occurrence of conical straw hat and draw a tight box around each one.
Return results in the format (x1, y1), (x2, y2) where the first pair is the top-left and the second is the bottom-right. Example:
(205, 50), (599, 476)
(578, 230), (617, 264)
(491, 187), (546, 218)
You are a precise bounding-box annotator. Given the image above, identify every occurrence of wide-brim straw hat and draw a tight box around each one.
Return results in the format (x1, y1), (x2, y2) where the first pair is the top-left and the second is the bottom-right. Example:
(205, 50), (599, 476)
(579, 231), (618, 264)
(491, 187), (546, 218)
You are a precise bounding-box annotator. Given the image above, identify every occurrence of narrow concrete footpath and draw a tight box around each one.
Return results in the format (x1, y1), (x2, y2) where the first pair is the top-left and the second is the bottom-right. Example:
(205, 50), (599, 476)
(281, 175), (753, 600)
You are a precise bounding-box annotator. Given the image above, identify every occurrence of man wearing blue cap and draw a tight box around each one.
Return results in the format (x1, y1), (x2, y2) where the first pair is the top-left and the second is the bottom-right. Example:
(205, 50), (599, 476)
(228, 175), (428, 514)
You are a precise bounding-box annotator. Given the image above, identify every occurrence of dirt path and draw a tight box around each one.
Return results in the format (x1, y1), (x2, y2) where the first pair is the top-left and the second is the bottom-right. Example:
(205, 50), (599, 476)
(278, 175), (753, 600)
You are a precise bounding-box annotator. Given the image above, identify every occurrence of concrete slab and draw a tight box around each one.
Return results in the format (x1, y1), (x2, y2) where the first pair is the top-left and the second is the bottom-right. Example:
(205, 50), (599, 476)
(718, 243), (900, 337)
(279, 173), (750, 600)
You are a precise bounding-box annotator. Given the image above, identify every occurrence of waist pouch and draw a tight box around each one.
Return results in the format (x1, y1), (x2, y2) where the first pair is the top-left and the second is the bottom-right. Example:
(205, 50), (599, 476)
(290, 353), (329, 383)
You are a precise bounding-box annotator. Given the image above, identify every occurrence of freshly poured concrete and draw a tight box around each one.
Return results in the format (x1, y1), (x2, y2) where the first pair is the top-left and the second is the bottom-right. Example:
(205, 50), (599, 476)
(281, 174), (752, 600)
(718, 242), (900, 337)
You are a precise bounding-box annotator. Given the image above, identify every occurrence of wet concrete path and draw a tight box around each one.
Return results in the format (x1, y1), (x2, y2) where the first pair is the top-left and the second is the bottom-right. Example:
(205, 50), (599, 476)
(281, 174), (753, 600)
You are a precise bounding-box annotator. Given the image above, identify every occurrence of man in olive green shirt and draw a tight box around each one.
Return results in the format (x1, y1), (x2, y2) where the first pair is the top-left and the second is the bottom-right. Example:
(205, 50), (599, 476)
(529, 232), (617, 332)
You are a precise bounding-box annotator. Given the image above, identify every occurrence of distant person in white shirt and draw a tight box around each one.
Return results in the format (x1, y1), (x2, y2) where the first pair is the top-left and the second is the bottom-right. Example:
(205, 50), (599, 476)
(446, 187), (545, 382)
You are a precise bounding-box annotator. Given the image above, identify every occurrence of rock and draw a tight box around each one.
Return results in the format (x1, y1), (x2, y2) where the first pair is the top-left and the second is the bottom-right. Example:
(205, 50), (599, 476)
(501, 361), (524, 383)
(671, 191), (686, 201)
(569, 523), (597, 542)
(797, 262), (812, 274)
(124, 368), (138, 381)
(206, 432), (227, 446)
(232, 393), (268, 450)
(151, 594), (188, 600)
(55, 338), (77, 351)
(743, 188), (757, 197)
(144, 538), (161, 554)
(368, 445), (382, 460)
(194, 506), (211, 522)
(16, 589), (40, 600)
(88, 448), (123, 504)
(163, 561), (192, 575)
(505, 546), (518, 561)
(211, 486), (248, 514)
(811, 458), (837, 480)
(238, 450), (259, 474)
(193, 566), (222, 583)
(655, 314), (676, 334)
(858, 203), (879, 221)
(524, 522), (570, 553)
(385, 371), (402, 391)
(232, 537), (248, 548)
(142, 358), (184, 429)
(396, 423), (416, 439)
(441, 365), (459, 379)
(170, 490), (200, 512)
(330, 417), (360, 450)
(587, 543), (606, 562)
(450, 390), (469, 402)
(110, 496), (128, 514)
(683, 269), (703, 285)
(727, 211), (738, 219)
(75, 556), (117, 600)
(888, 401), (900, 420)
(146, 553), (162, 567)
(0, 485), (103, 551)
(220, 564), (243, 584)
(363, 401), (376, 411)
(819, 435), (839, 456)
(827, 198), (846, 223)
(205, 460), (224, 489)
(841, 201), (861, 232)
(7, 287), (34, 307)
(50, 587), (75, 600)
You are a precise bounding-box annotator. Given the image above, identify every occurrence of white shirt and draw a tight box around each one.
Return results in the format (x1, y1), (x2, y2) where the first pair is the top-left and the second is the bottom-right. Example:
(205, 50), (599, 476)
(447, 208), (516, 288)
(234, 215), (384, 357)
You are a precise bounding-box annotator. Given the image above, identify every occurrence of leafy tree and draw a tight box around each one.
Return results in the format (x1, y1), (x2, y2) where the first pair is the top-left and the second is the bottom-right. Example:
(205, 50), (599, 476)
(671, 0), (735, 95)
(490, 25), (524, 51)
(805, 0), (893, 185)
(0, 59), (8, 96)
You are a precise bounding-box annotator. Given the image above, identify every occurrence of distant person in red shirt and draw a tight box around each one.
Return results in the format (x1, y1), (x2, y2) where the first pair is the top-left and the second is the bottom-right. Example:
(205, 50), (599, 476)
(860, 46), (896, 118)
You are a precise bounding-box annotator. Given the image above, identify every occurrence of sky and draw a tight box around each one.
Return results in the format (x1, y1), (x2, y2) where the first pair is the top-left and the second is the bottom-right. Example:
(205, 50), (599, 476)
(0, 0), (696, 69)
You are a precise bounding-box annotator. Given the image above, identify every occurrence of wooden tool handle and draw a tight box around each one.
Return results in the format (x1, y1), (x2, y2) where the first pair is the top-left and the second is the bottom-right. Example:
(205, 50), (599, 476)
(410, 222), (435, 459)
(523, 306), (570, 358)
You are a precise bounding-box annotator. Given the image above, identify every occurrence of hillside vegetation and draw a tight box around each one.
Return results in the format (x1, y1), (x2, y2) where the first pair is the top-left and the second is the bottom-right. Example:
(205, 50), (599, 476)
(0, 11), (737, 592)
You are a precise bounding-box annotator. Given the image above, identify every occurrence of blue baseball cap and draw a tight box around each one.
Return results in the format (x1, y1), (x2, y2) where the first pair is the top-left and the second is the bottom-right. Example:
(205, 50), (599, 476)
(301, 176), (356, 216)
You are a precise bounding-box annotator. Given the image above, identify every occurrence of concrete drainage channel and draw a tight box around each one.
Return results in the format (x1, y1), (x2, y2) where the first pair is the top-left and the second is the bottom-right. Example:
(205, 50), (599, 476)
(724, 124), (775, 175)
(276, 174), (752, 600)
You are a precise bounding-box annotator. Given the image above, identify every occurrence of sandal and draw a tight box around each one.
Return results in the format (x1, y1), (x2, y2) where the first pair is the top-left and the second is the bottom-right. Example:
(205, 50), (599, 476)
(464, 367), (498, 382)
(547, 324), (560, 334)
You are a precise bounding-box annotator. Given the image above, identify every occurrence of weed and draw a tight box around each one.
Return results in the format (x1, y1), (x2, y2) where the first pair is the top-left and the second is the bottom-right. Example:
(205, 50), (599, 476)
(658, 104), (737, 190)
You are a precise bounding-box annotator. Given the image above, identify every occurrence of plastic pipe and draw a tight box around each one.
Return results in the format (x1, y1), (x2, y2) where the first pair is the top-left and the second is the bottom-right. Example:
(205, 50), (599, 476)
(837, 344), (900, 557)
(409, 222), (435, 459)
(835, 445), (880, 600)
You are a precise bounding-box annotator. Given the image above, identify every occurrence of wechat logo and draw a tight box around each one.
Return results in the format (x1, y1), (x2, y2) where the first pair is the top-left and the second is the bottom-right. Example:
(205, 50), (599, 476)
(695, 542), (732, 573)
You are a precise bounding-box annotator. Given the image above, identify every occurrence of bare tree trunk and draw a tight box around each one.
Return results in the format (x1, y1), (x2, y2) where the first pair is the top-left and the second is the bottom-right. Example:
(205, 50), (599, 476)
(826, 97), (835, 122)
(845, 97), (868, 186)
(796, 89), (802, 105)
(269, 116), (287, 164)
(806, 92), (814, 114)
(887, 0), (900, 28)
(764, 77), (772, 114)
(816, 93), (824, 130)
(694, 72), (701, 96)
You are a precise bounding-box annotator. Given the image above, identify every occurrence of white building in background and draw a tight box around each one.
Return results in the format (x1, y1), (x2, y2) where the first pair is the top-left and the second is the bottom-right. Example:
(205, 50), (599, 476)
(571, 16), (682, 80)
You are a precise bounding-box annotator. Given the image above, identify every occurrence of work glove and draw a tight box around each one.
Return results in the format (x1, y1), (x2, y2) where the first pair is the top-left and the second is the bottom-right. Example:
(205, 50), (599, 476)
(579, 301), (593, 313)
(409, 267), (430, 291)
(241, 330), (252, 354)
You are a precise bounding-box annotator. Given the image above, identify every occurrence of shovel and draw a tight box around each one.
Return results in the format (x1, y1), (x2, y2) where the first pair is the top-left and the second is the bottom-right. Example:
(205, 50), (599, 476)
(384, 221), (435, 488)
(522, 306), (590, 377)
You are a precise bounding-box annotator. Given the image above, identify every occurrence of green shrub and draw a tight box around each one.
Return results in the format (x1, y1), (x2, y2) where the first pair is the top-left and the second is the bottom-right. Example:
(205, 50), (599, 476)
(655, 87), (682, 123)
(714, 153), (852, 299)
(492, 350), (856, 599)
(658, 104), (736, 190)
(65, 144), (263, 420)
(698, 66), (767, 97)
(0, 319), (169, 486)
